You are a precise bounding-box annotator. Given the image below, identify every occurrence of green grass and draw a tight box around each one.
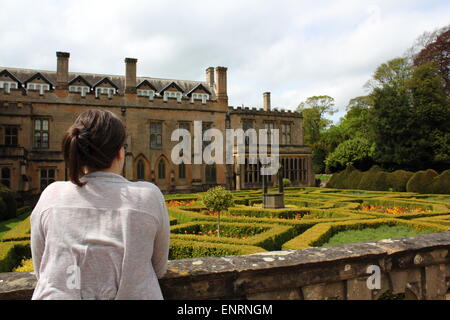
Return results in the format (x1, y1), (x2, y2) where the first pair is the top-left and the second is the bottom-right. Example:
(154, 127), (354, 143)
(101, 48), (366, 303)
(322, 225), (430, 247)
(0, 211), (31, 239)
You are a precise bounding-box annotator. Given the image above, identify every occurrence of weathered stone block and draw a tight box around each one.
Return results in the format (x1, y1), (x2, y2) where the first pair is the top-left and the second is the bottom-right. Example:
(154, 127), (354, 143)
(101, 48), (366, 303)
(247, 288), (301, 300)
(301, 281), (345, 300)
(346, 277), (372, 300)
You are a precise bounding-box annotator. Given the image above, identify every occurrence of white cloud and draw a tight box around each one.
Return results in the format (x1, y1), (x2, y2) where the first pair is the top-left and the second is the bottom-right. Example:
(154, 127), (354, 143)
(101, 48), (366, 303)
(0, 0), (449, 123)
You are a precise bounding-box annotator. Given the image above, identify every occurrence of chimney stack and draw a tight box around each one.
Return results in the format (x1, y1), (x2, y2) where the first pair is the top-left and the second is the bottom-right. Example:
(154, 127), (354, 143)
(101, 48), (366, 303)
(214, 66), (228, 103)
(56, 51), (70, 90)
(263, 92), (271, 111)
(205, 67), (214, 88)
(125, 58), (138, 94)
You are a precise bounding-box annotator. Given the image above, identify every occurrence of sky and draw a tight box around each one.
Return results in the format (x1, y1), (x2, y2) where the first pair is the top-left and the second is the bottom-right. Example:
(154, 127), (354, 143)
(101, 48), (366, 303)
(0, 0), (449, 122)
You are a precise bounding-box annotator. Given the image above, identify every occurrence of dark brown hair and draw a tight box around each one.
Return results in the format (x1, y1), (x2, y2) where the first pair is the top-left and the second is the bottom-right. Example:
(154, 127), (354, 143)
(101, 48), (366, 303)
(62, 109), (127, 187)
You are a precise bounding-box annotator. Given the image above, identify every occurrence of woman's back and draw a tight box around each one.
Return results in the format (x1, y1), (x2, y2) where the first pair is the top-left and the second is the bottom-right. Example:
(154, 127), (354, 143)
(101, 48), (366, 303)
(30, 171), (170, 300)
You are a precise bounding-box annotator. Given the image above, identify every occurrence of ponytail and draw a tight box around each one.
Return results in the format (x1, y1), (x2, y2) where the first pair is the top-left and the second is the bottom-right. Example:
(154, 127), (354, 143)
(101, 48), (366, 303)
(62, 110), (127, 187)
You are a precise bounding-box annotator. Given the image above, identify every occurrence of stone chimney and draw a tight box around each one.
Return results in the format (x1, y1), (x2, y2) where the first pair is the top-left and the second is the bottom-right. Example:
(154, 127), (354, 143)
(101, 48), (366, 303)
(263, 92), (271, 111)
(125, 58), (138, 94)
(214, 66), (228, 102)
(56, 51), (70, 90)
(205, 67), (214, 88)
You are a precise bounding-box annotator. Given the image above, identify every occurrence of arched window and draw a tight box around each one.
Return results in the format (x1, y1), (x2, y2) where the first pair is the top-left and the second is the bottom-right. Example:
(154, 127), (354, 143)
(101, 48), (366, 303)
(158, 159), (166, 180)
(179, 163), (186, 180)
(205, 165), (216, 183)
(137, 160), (145, 180)
(1, 167), (11, 188)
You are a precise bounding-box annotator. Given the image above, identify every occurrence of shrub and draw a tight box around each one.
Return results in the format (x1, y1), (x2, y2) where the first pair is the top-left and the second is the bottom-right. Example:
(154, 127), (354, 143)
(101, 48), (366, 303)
(13, 258), (34, 272)
(406, 169), (439, 193)
(0, 184), (17, 222)
(429, 170), (450, 194)
(282, 178), (292, 187)
(357, 165), (386, 190)
(202, 186), (234, 237)
(169, 239), (265, 260)
(325, 137), (375, 173)
(326, 165), (356, 189)
(385, 170), (414, 192)
(0, 241), (31, 272)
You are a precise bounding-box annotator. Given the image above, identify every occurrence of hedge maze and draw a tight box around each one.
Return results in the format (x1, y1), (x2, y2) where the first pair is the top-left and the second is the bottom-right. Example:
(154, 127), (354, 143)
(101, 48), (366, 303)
(1, 187), (450, 272)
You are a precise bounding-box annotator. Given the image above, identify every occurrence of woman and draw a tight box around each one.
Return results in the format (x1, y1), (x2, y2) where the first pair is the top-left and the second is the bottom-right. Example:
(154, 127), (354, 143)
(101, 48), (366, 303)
(30, 109), (170, 300)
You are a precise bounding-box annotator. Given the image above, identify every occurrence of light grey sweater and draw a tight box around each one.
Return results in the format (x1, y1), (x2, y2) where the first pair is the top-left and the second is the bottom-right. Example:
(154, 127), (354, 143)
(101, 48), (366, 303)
(30, 171), (170, 300)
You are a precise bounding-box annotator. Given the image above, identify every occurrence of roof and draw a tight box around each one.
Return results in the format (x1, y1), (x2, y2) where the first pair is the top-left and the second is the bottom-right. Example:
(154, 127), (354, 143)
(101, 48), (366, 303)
(0, 67), (215, 97)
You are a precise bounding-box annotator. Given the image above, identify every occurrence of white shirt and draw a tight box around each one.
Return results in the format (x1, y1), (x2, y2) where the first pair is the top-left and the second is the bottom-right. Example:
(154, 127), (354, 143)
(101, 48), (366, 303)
(30, 171), (170, 300)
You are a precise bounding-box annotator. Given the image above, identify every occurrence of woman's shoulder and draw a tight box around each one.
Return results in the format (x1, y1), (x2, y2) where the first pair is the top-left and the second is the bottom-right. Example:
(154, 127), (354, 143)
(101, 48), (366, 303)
(130, 181), (165, 202)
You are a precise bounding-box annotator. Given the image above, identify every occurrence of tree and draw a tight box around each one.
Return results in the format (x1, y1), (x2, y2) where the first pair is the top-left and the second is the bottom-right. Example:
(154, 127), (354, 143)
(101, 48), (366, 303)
(412, 26), (450, 95)
(325, 137), (375, 173)
(370, 59), (450, 171)
(297, 95), (337, 145)
(202, 186), (234, 237)
(297, 96), (337, 173)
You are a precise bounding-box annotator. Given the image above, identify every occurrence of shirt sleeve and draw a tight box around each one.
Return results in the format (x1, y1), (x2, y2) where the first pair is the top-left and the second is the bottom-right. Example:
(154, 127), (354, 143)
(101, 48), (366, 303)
(151, 191), (170, 279)
(30, 208), (45, 281)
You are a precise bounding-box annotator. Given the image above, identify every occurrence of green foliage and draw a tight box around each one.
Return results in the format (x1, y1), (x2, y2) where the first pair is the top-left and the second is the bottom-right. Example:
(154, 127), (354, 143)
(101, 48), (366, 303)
(202, 186), (234, 213)
(282, 178), (292, 187)
(429, 170), (450, 194)
(0, 184), (17, 222)
(202, 186), (234, 237)
(322, 225), (428, 247)
(406, 169), (439, 193)
(385, 170), (414, 192)
(325, 137), (375, 173)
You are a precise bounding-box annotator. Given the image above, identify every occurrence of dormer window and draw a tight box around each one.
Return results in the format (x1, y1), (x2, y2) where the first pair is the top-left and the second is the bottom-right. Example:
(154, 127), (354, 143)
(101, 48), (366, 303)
(95, 87), (116, 98)
(137, 89), (155, 100)
(69, 85), (90, 97)
(0, 81), (18, 93)
(163, 91), (182, 102)
(27, 83), (50, 95)
(191, 93), (209, 104)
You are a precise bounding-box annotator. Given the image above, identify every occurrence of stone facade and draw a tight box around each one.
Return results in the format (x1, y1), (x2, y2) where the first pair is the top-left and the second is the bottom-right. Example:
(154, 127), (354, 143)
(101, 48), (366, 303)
(0, 52), (314, 196)
(1, 231), (449, 300)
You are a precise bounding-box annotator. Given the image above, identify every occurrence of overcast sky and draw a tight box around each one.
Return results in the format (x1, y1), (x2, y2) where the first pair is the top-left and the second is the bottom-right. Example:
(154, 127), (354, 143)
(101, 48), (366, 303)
(1, 0), (449, 122)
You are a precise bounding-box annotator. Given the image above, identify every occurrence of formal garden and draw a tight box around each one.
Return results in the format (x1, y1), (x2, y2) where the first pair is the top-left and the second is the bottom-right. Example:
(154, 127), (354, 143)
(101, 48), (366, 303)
(1, 184), (449, 273)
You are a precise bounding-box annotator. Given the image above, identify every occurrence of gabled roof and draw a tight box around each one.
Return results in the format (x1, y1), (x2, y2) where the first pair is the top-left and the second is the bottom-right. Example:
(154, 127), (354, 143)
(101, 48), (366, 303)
(136, 79), (157, 91)
(68, 75), (92, 87)
(92, 77), (119, 89)
(0, 69), (22, 85)
(24, 72), (54, 88)
(158, 81), (184, 94)
(186, 83), (211, 96)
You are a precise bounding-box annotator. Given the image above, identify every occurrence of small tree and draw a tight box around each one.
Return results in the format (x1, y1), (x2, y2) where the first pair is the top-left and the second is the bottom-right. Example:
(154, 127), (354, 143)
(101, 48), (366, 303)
(202, 186), (234, 237)
(282, 178), (292, 187)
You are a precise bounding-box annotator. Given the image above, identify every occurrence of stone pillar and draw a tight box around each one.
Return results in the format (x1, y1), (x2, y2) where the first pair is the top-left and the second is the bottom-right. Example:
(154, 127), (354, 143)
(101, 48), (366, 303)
(56, 51), (70, 90)
(278, 165), (284, 193)
(124, 58), (138, 94)
(263, 92), (271, 111)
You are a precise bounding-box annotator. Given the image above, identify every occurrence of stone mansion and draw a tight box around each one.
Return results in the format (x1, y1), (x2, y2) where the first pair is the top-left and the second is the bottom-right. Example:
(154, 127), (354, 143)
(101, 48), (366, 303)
(0, 52), (314, 195)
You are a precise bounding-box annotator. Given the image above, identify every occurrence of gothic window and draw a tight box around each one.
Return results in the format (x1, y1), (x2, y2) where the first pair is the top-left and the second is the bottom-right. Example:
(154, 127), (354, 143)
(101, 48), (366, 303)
(158, 159), (166, 180)
(137, 160), (145, 180)
(205, 165), (216, 183)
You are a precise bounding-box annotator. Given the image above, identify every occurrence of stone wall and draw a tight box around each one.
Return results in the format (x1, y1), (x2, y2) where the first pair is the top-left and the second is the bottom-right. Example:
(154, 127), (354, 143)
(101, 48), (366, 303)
(1, 231), (449, 300)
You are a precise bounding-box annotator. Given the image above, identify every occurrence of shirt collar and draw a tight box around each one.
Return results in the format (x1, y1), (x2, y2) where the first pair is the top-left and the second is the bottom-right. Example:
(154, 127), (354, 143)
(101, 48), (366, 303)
(80, 171), (128, 183)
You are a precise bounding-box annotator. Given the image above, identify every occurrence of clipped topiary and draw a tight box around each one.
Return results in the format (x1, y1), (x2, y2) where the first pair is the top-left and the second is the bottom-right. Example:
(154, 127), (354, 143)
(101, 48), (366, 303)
(357, 165), (384, 190)
(429, 170), (450, 194)
(202, 186), (234, 237)
(345, 168), (364, 189)
(406, 169), (439, 194)
(385, 170), (414, 192)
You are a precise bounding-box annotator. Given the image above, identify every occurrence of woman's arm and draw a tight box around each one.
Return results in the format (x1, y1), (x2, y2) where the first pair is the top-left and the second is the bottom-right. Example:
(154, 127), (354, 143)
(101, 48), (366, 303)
(151, 193), (170, 279)
(30, 210), (45, 280)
